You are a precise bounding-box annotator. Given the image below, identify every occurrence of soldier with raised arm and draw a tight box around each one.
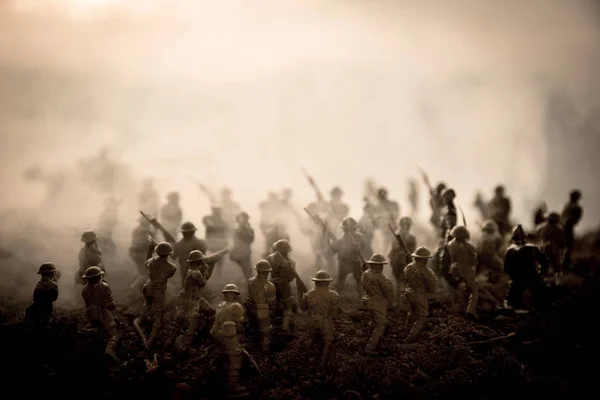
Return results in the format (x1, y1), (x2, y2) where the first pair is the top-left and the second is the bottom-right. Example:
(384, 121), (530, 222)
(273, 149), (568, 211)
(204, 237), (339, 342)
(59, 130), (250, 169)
(246, 260), (276, 352)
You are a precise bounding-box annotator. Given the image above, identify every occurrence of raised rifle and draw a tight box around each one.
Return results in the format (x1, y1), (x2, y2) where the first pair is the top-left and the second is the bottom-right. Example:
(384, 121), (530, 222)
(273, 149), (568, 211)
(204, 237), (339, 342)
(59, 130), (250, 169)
(388, 223), (411, 255)
(139, 211), (176, 245)
(276, 250), (308, 296)
(204, 247), (230, 280)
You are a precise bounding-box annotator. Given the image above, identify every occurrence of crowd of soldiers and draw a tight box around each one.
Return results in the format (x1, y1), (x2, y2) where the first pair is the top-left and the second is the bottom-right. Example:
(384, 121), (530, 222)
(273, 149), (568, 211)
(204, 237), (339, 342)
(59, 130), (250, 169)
(22, 172), (584, 398)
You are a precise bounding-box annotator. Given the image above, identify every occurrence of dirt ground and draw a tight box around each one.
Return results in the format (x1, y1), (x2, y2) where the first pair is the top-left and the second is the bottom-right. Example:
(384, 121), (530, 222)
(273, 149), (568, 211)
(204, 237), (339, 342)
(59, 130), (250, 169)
(1, 231), (600, 400)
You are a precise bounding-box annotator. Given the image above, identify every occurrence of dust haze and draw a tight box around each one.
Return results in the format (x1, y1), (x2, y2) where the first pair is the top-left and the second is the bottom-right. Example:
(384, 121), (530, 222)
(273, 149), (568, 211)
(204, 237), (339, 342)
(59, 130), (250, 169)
(1, 0), (599, 300)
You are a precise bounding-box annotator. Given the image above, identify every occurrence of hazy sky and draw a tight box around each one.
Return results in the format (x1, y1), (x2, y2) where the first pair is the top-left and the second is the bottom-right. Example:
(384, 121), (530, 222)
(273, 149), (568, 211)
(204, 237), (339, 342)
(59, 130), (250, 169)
(1, 0), (599, 231)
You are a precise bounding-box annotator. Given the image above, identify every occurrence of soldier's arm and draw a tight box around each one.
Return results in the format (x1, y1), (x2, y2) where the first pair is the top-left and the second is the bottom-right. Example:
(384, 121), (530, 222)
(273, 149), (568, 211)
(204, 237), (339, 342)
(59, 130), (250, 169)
(535, 247), (550, 272)
(233, 304), (245, 333)
(331, 291), (341, 317)
(407, 235), (417, 254)
(166, 263), (177, 279)
(299, 292), (309, 312)
(265, 283), (276, 304)
(379, 275), (395, 304)
(102, 285), (116, 310)
(49, 283), (59, 302)
(425, 268), (438, 294)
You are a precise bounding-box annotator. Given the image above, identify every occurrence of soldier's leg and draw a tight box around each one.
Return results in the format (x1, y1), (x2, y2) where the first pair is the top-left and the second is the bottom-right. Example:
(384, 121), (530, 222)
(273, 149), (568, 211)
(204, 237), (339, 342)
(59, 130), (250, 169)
(403, 297), (418, 334)
(406, 294), (429, 343)
(281, 283), (294, 331)
(257, 310), (272, 352)
(335, 265), (350, 294)
(366, 301), (387, 354)
(180, 263), (189, 288)
(102, 310), (120, 362)
(461, 267), (479, 317)
(321, 322), (334, 365)
(238, 257), (253, 281)
(352, 266), (364, 297)
(220, 322), (248, 396)
(147, 291), (166, 348)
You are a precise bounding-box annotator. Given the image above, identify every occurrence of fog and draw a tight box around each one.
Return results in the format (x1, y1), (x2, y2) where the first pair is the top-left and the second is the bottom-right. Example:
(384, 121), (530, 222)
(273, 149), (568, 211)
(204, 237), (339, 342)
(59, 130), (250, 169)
(1, 0), (599, 300)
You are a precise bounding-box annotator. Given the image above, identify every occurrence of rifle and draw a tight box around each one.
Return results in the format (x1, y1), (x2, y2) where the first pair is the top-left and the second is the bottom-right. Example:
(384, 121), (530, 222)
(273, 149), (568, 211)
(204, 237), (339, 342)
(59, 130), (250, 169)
(388, 223), (411, 255)
(204, 247), (230, 280)
(458, 206), (467, 227)
(275, 250), (308, 296)
(303, 207), (337, 244)
(189, 176), (217, 204)
(301, 168), (325, 203)
(139, 211), (176, 244)
(418, 167), (434, 194)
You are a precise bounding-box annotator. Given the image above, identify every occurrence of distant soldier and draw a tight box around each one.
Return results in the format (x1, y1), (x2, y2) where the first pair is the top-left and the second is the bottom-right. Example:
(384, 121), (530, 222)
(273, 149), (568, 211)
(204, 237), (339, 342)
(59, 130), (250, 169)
(403, 247), (437, 342)
(330, 217), (370, 297)
(440, 188), (457, 240)
(473, 192), (489, 222)
(128, 216), (153, 292)
(504, 225), (548, 310)
(259, 193), (288, 257)
(374, 188), (400, 231)
(246, 260), (276, 352)
(447, 225), (479, 320)
(534, 202), (547, 227)
(97, 196), (121, 256)
(137, 241), (177, 349)
(357, 202), (376, 257)
(77, 230), (104, 285)
(174, 222), (207, 287)
(488, 185), (511, 237)
(210, 284), (247, 397)
(267, 240), (306, 331)
(159, 192), (183, 242)
(301, 202), (335, 272)
(203, 205), (230, 279)
(325, 187), (349, 236)
(138, 179), (159, 218)
(429, 182), (447, 235)
(300, 270), (341, 365)
(389, 217), (418, 305)
(25, 263), (60, 325)
(361, 253), (394, 356)
(408, 178), (419, 216)
(537, 212), (566, 275)
(179, 250), (215, 347)
(229, 212), (255, 280)
(561, 190), (583, 270)
(220, 187), (242, 229)
(81, 266), (119, 362)
(477, 220), (504, 273)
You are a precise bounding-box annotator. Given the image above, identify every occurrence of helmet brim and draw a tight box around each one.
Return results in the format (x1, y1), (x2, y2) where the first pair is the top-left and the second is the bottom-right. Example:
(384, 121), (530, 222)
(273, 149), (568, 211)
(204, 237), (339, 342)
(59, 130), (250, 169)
(367, 261), (388, 265)
(311, 277), (333, 282)
(82, 271), (104, 279)
(221, 289), (240, 294)
(412, 254), (433, 259)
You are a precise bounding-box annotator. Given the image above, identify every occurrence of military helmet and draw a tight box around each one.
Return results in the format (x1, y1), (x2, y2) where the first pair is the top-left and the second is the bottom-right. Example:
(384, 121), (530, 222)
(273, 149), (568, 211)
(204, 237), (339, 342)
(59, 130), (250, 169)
(451, 225), (470, 240)
(436, 182), (447, 194)
(494, 185), (505, 194)
(82, 266), (104, 279)
(167, 191), (180, 200)
(570, 189), (582, 201)
(221, 187), (232, 197)
(412, 246), (433, 259)
(179, 221), (197, 233)
(80, 230), (97, 244)
(37, 262), (57, 275)
(236, 212), (250, 221)
(511, 224), (526, 244)
(155, 241), (173, 256)
(482, 220), (499, 233)
(312, 270), (333, 282)
(341, 217), (358, 230)
(399, 216), (413, 227)
(186, 250), (206, 263)
(221, 284), (240, 294)
(273, 239), (292, 253)
(442, 188), (456, 201)
(254, 260), (273, 272)
(547, 212), (560, 224)
(377, 188), (388, 198)
(330, 186), (343, 196)
(367, 253), (388, 265)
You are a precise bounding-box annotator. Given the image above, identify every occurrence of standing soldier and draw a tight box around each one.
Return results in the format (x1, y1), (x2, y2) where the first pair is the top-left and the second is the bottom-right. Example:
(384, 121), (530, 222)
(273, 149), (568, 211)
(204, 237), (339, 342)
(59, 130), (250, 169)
(25, 262), (60, 326)
(447, 225), (479, 320)
(97, 196), (121, 258)
(174, 222), (207, 287)
(136, 241), (177, 349)
(81, 266), (119, 362)
(160, 192), (183, 242)
(138, 179), (159, 218)
(210, 284), (247, 398)
(179, 250), (215, 347)
(375, 187), (401, 230)
(246, 260), (276, 352)
(473, 192), (489, 222)
(357, 202), (376, 258)
(561, 190), (583, 271)
(427, 181), (447, 235)
(203, 205), (230, 279)
(533, 202), (547, 227)
(330, 217), (370, 298)
(77, 230), (104, 285)
(230, 212), (255, 281)
(389, 217), (418, 306)
(259, 193), (288, 257)
(325, 187), (350, 236)
(408, 178), (419, 217)
(361, 253), (394, 356)
(488, 185), (512, 237)
(301, 202), (335, 272)
(477, 220), (504, 273)
(220, 188), (242, 229)
(537, 212), (566, 275)
(267, 239), (307, 331)
(403, 247), (437, 342)
(128, 216), (153, 292)
(300, 270), (341, 365)
(440, 188), (457, 240)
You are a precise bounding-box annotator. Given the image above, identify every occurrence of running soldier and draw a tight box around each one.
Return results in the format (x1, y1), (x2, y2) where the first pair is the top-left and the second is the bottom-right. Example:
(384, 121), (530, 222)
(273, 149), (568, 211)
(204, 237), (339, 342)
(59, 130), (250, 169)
(203, 205), (230, 278)
(488, 185), (512, 237)
(403, 247), (437, 342)
(477, 220), (504, 273)
(561, 190), (583, 270)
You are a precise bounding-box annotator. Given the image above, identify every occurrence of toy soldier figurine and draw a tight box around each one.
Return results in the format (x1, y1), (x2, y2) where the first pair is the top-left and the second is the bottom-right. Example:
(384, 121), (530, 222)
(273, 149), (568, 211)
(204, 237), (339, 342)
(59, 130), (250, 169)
(179, 250), (215, 347)
(160, 192), (183, 242)
(25, 262), (60, 325)
(174, 222), (207, 287)
(77, 230), (104, 285)
(138, 179), (159, 218)
(504, 225), (548, 309)
(408, 178), (419, 216)
(537, 212), (566, 275)
(246, 260), (276, 352)
(440, 188), (457, 240)
(389, 217), (417, 306)
(220, 187), (242, 228)
(81, 266), (119, 362)
(230, 212), (255, 280)
(473, 192), (489, 222)
(210, 284), (247, 397)
(429, 182), (447, 235)
(561, 190), (583, 270)
(361, 253), (394, 356)
(128, 216), (153, 292)
(488, 185), (511, 237)
(374, 187), (400, 232)
(357, 202), (376, 257)
(300, 270), (341, 365)
(267, 239), (307, 331)
(325, 187), (350, 236)
(477, 220), (504, 273)
(301, 202), (335, 272)
(403, 247), (437, 342)
(447, 225), (479, 320)
(330, 217), (370, 298)
(203, 205), (230, 279)
(136, 241), (177, 349)
(534, 202), (547, 227)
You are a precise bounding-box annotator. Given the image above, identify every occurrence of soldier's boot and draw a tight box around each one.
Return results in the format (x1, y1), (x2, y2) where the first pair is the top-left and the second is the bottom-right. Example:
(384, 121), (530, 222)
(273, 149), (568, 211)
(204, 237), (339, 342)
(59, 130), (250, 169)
(227, 353), (248, 398)
(320, 340), (332, 366)
(105, 335), (120, 362)
(282, 310), (293, 331)
(365, 323), (386, 356)
(405, 317), (426, 343)
(466, 291), (479, 320)
(146, 314), (163, 349)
